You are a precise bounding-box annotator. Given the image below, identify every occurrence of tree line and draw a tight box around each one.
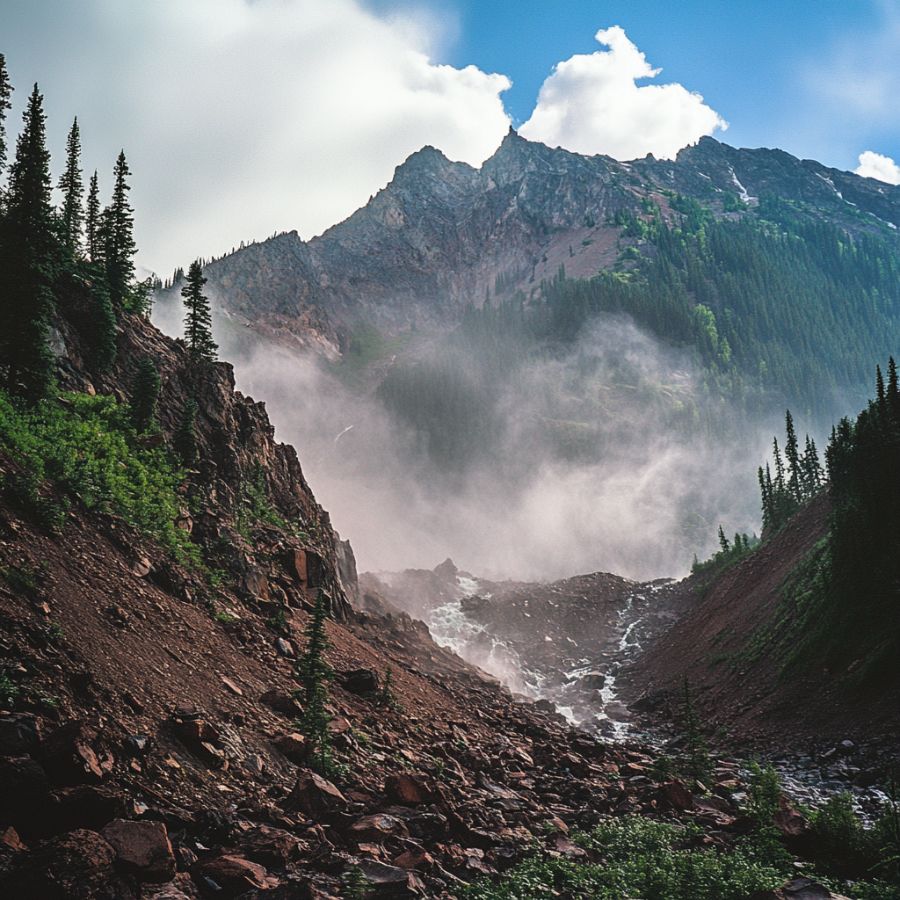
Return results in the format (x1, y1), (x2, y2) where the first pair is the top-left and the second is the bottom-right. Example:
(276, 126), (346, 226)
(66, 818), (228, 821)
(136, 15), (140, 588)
(0, 53), (218, 414)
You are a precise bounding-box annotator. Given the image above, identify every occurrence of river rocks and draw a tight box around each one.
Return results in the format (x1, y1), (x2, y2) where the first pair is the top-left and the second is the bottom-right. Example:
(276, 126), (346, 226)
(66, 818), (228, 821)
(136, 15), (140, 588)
(102, 818), (177, 882)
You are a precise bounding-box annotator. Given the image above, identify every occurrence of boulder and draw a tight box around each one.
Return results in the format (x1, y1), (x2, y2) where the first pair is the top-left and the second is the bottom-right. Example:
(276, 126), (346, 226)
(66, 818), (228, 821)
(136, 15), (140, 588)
(339, 668), (380, 696)
(385, 773), (435, 806)
(102, 818), (177, 883)
(0, 756), (51, 834)
(38, 721), (112, 785)
(4, 828), (134, 899)
(750, 877), (852, 899)
(284, 770), (347, 817)
(273, 732), (307, 764)
(657, 780), (694, 811)
(349, 813), (410, 843)
(52, 784), (131, 832)
(0, 714), (40, 755)
(193, 854), (278, 896)
(260, 689), (303, 718)
(236, 823), (302, 866)
(356, 859), (426, 895)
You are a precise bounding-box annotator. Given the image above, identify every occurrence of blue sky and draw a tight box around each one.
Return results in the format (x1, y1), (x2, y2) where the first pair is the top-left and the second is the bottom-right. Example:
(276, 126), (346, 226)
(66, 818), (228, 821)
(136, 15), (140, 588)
(374, 0), (899, 170)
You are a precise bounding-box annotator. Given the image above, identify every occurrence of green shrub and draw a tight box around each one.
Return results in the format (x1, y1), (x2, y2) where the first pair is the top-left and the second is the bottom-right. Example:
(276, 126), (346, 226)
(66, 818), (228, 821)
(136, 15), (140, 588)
(0, 388), (200, 566)
(807, 793), (881, 879)
(462, 816), (789, 899)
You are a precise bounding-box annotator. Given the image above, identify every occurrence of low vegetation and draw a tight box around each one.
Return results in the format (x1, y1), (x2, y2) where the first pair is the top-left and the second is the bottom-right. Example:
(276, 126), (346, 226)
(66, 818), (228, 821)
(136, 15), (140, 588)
(0, 388), (200, 565)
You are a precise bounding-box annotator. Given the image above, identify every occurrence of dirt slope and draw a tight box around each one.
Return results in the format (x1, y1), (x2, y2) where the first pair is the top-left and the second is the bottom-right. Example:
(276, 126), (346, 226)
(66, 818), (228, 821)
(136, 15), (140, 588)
(628, 495), (900, 753)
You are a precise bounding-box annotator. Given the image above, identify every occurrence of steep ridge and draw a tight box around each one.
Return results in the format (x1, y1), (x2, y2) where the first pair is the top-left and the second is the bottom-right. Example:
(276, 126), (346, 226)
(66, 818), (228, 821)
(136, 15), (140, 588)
(159, 132), (900, 349)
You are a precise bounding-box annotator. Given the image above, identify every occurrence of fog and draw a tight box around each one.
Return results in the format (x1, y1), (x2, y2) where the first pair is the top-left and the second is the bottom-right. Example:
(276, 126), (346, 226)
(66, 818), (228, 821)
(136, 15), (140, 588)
(154, 294), (772, 582)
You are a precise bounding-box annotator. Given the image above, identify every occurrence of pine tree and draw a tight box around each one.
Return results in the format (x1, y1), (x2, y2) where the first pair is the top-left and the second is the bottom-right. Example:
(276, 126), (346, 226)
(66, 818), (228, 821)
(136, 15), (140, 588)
(57, 118), (84, 257)
(297, 589), (334, 774)
(104, 150), (136, 308)
(0, 84), (58, 402)
(784, 410), (801, 502)
(0, 53), (12, 180)
(801, 435), (823, 497)
(85, 274), (117, 372)
(181, 260), (217, 362)
(130, 357), (161, 433)
(173, 400), (198, 466)
(85, 171), (101, 263)
(889, 357), (900, 419)
(717, 525), (730, 554)
(378, 666), (398, 709)
(681, 677), (711, 783)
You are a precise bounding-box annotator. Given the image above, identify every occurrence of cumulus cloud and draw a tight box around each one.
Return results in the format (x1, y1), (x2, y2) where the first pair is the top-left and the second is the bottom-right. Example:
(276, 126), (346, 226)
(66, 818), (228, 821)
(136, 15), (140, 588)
(855, 150), (900, 184)
(519, 26), (727, 160)
(3, 0), (510, 274)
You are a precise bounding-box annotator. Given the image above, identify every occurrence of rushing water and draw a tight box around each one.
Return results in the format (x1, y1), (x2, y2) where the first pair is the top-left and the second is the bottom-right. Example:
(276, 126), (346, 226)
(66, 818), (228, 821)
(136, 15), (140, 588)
(422, 573), (893, 821)
(424, 573), (654, 736)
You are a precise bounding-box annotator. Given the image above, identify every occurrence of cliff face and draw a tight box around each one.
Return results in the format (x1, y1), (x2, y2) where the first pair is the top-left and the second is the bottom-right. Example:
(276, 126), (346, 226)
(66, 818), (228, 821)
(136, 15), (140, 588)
(50, 304), (356, 621)
(162, 132), (900, 348)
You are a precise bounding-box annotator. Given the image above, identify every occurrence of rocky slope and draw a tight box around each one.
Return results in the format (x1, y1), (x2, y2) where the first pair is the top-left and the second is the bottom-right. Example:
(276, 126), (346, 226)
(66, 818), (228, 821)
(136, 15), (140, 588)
(0, 280), (873, 898)
(627, 494), (900, 757)
(156, 132), (900, 349)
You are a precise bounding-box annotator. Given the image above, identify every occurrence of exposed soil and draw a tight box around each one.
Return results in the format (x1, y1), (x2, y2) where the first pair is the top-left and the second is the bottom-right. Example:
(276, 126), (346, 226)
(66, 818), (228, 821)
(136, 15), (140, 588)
(627, 494), (900, 756)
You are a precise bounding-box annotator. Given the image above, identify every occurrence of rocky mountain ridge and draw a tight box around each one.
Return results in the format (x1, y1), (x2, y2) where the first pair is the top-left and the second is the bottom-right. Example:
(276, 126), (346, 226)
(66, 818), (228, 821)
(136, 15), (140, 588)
(159, 132), (900, 350)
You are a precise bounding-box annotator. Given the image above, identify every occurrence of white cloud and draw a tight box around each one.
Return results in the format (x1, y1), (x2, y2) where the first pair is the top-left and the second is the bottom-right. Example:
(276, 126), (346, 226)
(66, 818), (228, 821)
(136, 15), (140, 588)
(519, 26), (727, 161)
(855, 150), (900, 184)
(3, 0), (510, 274)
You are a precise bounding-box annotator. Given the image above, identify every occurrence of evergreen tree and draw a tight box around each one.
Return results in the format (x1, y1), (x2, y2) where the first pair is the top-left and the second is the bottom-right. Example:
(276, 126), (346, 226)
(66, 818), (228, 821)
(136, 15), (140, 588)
(57, 117), (83, 257)
(717, 525), (730, 554)
(0, 84), (57, 402)
(130, 357), (161, 433)
(378, 666), (398, 709)
(889, 357), (900, 419)
(85, 170), (101, 263)
(181, 260), (217, 362)
(784, 410), (801, 503)
(297, 588), (334, 774)
(0, 53), (12, 181)
(82, 272), (117, 373)
(104, 150), (136, 308)
(681, 677), (711, 782)
(173, 399), (198, 466)
(801, 435), (823, 498)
